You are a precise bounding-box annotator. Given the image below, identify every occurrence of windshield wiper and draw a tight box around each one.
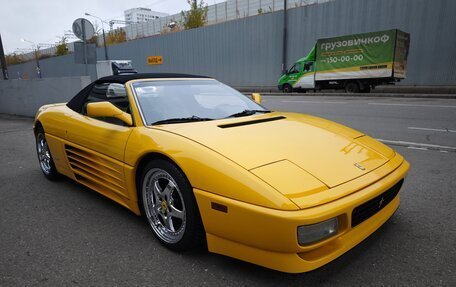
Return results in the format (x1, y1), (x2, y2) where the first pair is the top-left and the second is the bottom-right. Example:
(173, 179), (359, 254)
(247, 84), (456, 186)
(226, 109), (271, 118)
(151, 116), (213, 125)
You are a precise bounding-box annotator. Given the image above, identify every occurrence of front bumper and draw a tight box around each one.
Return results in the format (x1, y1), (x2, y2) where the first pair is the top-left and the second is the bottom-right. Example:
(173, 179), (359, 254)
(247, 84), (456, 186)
(194, 155), (409, 273)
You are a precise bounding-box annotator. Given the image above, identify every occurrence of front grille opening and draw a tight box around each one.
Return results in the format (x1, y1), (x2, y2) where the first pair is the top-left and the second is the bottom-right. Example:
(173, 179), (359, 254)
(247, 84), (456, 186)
(351, 179), (404, 227)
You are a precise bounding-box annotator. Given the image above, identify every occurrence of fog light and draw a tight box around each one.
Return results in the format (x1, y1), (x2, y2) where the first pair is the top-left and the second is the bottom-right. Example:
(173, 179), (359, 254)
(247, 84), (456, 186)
(297, 217), (339, 245)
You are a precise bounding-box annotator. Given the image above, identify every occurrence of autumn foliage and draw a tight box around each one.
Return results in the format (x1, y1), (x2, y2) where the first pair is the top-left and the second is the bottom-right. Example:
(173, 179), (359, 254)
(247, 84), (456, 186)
(106, 29), (127, 45)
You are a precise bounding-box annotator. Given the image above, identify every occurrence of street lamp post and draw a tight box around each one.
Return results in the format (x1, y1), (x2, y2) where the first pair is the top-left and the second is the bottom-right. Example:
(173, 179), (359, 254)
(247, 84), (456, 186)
(21, 38), (42, 78)
(85, 13), (109, 60)
(282, 0), (288, 75)
(0, 33), (8, 80)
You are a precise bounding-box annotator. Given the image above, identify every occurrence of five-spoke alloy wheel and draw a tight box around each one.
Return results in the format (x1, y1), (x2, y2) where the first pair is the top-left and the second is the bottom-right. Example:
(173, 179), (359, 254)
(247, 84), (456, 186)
(142, 168), (187, 244)
(35, 126), (59, 180)
(140, 159), (205, 251)
(37, 133), (52, 174)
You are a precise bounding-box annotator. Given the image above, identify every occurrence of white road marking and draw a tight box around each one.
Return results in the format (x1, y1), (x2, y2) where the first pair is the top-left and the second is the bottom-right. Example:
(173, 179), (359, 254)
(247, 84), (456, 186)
(376, 138), (456, 152)
(277, 101), (456, 108)
(281, 100), (347, 104)
(408, 127), (456, 133)
(368, 103), (456, 108)
(407, 147), (428, 151)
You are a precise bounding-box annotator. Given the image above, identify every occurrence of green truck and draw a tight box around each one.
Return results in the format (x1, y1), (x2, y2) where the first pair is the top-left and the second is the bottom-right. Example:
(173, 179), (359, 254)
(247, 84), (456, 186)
(278, 29), (410, 93)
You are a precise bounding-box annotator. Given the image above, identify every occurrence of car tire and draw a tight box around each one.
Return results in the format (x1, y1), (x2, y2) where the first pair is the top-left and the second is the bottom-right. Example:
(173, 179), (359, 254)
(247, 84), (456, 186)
(283, 84), (293, 93)
(35, 126), (60, 180)
(345, 81), (360, 93)
(139, 159), (205, 252)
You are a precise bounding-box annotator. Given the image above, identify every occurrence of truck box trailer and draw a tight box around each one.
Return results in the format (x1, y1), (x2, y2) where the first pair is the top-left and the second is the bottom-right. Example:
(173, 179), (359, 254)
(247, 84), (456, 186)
(278, 29), (410, 93)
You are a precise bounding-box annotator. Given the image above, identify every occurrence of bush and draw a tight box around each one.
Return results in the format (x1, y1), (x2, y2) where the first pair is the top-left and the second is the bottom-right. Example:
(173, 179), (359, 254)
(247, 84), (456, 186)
(182, 0), (208, 30)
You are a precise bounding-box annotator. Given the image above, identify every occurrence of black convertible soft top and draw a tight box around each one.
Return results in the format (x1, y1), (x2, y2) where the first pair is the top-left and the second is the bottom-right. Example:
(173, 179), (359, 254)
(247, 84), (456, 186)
(95, 73), (210, 84)
(67, 73), (211, 112)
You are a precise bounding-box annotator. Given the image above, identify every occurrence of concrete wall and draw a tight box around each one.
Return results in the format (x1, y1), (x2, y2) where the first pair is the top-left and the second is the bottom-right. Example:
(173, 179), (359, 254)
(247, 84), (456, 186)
(4, 0), (456, 88)
(0, 76), (91, 117)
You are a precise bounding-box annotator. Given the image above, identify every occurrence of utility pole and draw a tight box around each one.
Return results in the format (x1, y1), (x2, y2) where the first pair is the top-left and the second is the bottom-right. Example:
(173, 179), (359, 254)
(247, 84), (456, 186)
(81, 20), (88, 76)
(34, 48), (42, 78)
(0, 33), (8, 80)
(21, 39), (42, 78)
(282, 0), (288, 74)
(101, 29), (108, 60)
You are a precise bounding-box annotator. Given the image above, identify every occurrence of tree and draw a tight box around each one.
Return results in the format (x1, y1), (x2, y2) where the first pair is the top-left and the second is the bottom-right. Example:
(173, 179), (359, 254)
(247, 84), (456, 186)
(5, 53), (23, 65)
(181, 0), (208, 30)
(55, 37), (69, 56)
(106, 29), (126, 45)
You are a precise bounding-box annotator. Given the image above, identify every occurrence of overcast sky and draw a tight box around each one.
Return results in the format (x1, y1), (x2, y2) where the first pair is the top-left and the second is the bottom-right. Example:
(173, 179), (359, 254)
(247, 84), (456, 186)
(0, 0), (223, 54)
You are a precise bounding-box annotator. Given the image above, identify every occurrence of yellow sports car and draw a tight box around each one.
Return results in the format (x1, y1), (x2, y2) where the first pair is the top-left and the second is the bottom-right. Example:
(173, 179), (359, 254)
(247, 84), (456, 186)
(34, 73), (409, 273)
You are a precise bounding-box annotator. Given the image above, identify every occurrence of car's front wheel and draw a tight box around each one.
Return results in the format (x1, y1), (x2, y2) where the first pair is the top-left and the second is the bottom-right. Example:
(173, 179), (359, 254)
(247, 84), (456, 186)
(140, 159), (205, 251)
(283, 83), (293, 93)
(35, 126), (59, 180)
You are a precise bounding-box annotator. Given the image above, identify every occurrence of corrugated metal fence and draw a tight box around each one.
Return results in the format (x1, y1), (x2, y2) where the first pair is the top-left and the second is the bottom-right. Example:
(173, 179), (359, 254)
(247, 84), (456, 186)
(4, 0), (456, 88)
(124, 0), (332, 39)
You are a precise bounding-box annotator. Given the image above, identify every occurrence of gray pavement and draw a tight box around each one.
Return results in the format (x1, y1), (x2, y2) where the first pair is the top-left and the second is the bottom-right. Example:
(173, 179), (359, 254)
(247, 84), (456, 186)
(263, 96), (456, 148)
(1, 96), (455, 286)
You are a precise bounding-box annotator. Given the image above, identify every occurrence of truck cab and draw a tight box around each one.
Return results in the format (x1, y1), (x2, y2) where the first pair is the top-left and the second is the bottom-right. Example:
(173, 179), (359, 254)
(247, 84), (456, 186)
(278, 47), (316, 93)
(279, 60), (316, 92)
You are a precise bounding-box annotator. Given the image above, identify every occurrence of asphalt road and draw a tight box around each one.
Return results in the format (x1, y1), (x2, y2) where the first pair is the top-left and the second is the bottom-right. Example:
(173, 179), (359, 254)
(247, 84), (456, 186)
(1, 96), (455, 286)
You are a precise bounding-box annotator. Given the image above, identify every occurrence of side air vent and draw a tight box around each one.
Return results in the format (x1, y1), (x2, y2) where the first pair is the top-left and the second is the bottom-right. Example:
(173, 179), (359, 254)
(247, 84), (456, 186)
(64, 145), (127, 198)
(218, 116), (286, 128)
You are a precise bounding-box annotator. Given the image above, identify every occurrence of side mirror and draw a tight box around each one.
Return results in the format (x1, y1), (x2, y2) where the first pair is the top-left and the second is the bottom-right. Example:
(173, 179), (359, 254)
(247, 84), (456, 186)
(107, 83), (127, 98)
(251, 93), (262, 104)
(86, 101), (133, 126)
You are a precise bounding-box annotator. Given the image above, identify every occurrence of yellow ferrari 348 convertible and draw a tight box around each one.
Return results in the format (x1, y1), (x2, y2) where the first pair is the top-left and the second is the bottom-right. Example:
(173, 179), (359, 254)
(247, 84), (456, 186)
(33, 73), (409, 273)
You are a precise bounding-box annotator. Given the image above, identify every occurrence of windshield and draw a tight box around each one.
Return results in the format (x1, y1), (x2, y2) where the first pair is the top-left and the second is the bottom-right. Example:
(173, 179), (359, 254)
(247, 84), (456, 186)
(132, 79), (267, 125)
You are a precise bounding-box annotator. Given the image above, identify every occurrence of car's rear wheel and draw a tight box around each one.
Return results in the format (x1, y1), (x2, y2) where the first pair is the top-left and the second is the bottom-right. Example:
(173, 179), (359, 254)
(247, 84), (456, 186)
(35, 126), (59, 180)
(140, 159), (204, 251)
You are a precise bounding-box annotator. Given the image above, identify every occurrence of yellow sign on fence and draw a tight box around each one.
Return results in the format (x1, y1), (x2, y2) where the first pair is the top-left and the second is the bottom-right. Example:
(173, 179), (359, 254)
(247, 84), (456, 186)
(147, 56), (163, 65)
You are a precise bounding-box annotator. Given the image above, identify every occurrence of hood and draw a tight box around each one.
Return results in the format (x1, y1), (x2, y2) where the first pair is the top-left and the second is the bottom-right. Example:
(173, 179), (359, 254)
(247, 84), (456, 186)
(278, 73), (288, 84)
(156, 112), (393, 191)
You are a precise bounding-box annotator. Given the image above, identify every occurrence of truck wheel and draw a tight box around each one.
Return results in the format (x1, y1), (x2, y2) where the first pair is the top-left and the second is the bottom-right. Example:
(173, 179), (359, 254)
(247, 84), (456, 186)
(361, 86), (371, 93)
(283, 84), (293, 93)
(345, 82), (360, 93)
